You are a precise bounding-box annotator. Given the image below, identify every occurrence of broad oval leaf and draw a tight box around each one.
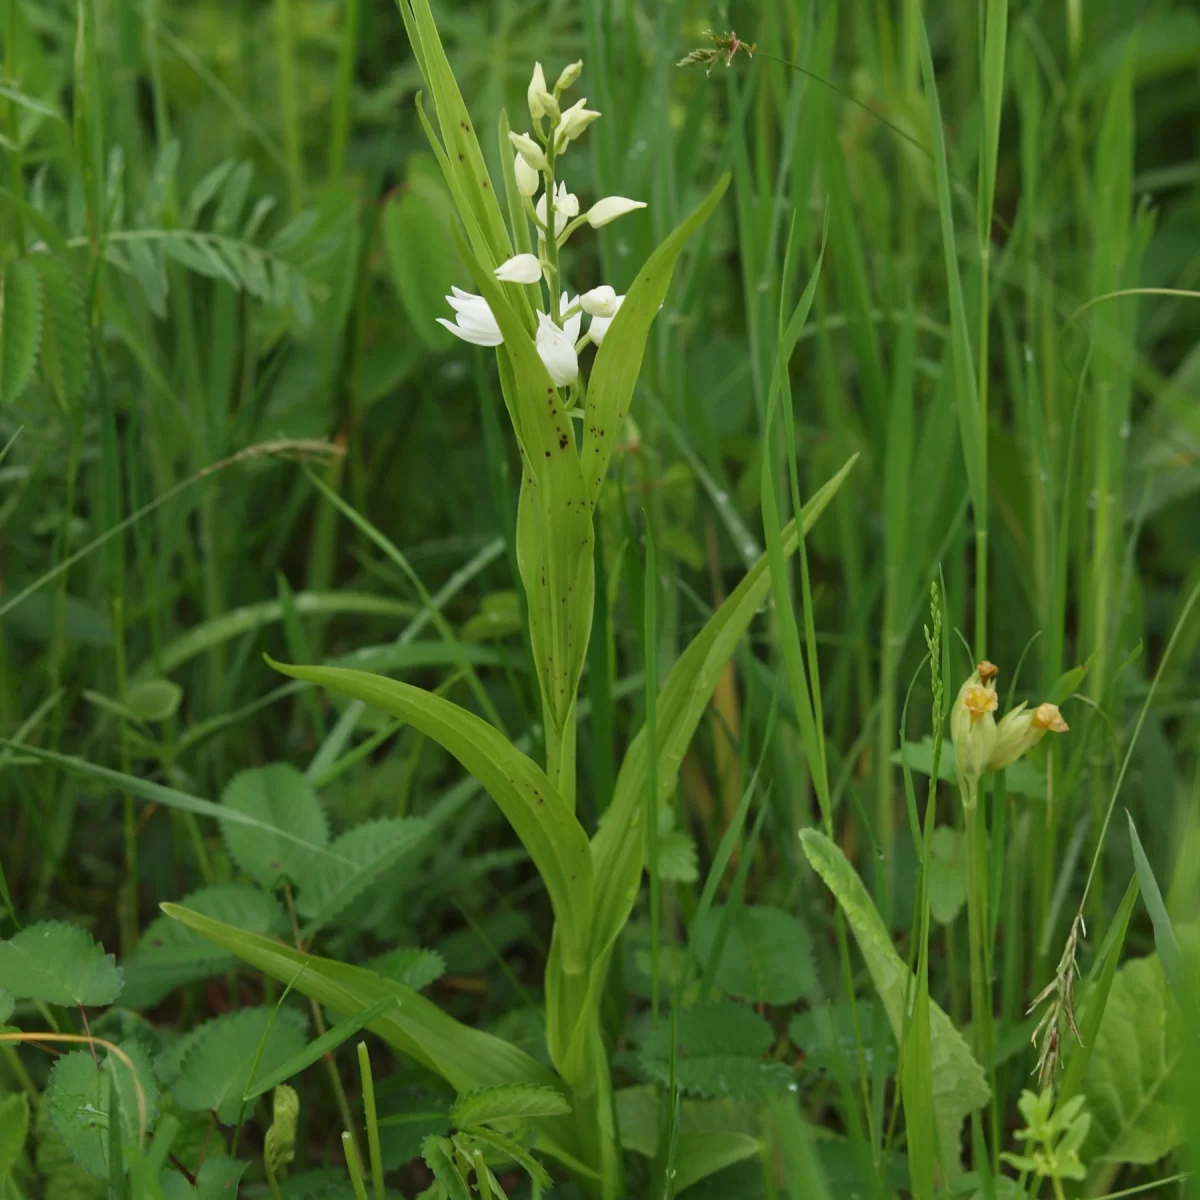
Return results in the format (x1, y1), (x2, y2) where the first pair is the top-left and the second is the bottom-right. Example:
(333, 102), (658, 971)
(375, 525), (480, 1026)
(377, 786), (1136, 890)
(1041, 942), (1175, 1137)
(799, 829), (988, 1180)
(692, 905), (816, 1006)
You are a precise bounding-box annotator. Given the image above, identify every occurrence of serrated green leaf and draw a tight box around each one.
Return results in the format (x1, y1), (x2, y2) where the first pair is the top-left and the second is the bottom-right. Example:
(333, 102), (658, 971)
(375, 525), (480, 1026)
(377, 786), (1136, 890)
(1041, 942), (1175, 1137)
(107, 1039), (159, 1146)
(221, 763), (328, 889)
(125, 679), (183, 722)
(422, 1135), (471, 1200)
(0, 1091), (29, 1178)
(35, 1088), (105, 1199)
(928, 827), (968, 925)
(1082, 925), (1200, 1163)
(245, 998), (397, 1100)
(367, 948), (446, 992)
(640, 1000), (794, 1100)
(788, 1001), (897, 1077)
(692, 905), (816, 1005)
(122, 885), (284, 1008)
(658, 830), (700, 883)
(46, 1051), (110, 1179)
(799, 829), (988, 1178)
(452, 1084), (571, 1129)
(172, 1006), (308, 1123)
(295, 817), (429, 930)
(0, 921), (122, 1007)
(0, 257), (43, 404)
(30, 253), (88, 404)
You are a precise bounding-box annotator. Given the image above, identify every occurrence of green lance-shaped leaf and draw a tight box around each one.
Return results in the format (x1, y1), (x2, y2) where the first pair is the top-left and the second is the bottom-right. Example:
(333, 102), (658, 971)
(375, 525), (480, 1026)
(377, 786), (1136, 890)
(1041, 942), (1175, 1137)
(159, 904), (586, 1174)
(589, 456), (857, 964)
(264, 658), (594, 971)
(398, 0), (512, 267)
(799, 830), (988, 1179)
(580, 173), (730, 509)
(455, 232), (594, 773)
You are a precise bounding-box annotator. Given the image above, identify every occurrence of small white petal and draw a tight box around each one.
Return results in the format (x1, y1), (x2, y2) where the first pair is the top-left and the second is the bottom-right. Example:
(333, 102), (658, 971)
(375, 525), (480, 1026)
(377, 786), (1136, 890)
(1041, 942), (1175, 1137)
(494, 253), (543, 284)
(554, 98), (601, 152)
(438, 289), (504, 345)
(514, 154), (540, 197)
(587, 196), (647, 228)
(508, 130), (548, 171)
(535, 312), (578, 386)
(588, 295), (624, 346)
(580, 285), (618, 317)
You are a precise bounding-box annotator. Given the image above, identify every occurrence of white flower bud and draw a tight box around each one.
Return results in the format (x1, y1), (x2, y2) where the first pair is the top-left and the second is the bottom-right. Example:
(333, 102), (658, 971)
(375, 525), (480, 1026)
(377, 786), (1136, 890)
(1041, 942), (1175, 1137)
(527, 62), (558, 121)
(555, 60), (583, 92)
(508, 130), (548, 171)
(580, 285), (619, 317)
(988, 701), (1069, 771)
(494, 253), (543, 284)
(588, 295), (624, 345)
(513, 153), (540, 197)
(586, 196), (647, 228)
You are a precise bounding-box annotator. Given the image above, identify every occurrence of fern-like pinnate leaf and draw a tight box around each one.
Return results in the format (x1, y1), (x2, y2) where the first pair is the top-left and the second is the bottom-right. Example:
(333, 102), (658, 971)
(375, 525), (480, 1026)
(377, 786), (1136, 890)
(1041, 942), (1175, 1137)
(295, 816), (430, 930)
(692, 904), (817, 1006)
(1082, 924), (1200, 1163)
(121, 884), (285, 1007)
(451, 1084), (572, 1129)
(221, 764), (328, 889)
(422, 1135), (472, 1200)
(800, 829), (988, 1178)
(30, 252), (87, 405)
(639, 1000), (795, 1100)
(0, 921), (122, 1007)
(171, 1006), (308, 1123)
(0, 258), (43, 404)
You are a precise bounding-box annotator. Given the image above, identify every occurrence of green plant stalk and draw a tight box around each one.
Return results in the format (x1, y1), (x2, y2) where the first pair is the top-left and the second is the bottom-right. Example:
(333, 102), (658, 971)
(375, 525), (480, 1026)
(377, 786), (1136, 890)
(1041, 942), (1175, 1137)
(329, 0), (360, 178)
(357, 1043), (385, 1200)
(113, 595), (138, 955)
(644, 516), (661, 1029)
(342, 1131), (369, 1200)
(275, 0), (303, 210)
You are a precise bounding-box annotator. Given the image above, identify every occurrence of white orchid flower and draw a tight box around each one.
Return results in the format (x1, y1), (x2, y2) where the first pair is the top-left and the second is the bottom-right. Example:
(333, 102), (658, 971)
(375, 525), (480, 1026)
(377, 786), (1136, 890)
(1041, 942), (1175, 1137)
(587, 196), (647, 228)
(437, 286), (504, 346)
(554, 98), (600, 152)
(508, 130), (548, 171)
(580, 285), (619, 317)
(587, 294), (624, 345)
(527, 63), (557, 121)
(536, 310), (580, 386)
(536, 182), (579, 239)
(494, 254), (543, 284)
(513, 153), (540, 197)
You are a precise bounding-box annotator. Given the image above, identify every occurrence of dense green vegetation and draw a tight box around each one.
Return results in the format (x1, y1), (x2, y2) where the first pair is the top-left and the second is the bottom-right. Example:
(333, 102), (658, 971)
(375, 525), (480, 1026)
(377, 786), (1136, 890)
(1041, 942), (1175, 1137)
(1, 0), (1199, 1197)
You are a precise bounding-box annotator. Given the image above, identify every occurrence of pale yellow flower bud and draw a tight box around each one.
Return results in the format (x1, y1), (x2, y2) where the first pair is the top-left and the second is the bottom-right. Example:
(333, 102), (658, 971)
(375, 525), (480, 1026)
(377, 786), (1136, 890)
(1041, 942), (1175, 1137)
(555, 60), (583, 92)
(527, 62), (558, 122)
(950, 669), (998, 793)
